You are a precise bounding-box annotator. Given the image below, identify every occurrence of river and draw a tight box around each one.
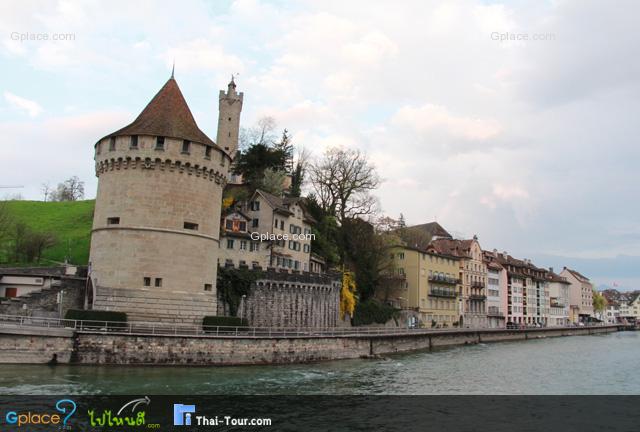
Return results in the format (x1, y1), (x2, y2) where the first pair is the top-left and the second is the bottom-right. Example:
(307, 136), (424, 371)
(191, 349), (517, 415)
(1, 331), (638, 395)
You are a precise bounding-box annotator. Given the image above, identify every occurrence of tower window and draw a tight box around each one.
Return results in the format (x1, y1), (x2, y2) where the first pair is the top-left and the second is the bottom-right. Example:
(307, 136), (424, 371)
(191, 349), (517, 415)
(156, 136), (165, 150)
(130, 135), (138, 149)
(204, 284), (212, 292)
(107, 217), (120, 225)
(228, 132), (231, 137)
(228, 117), (231, 121)
(96, 142), (101, 154)
(143, 277), (151, 287)
(205, 146), (212, 159)
(155, 278), (162, 287)
(184, 222), (199, 231)
(182, 140), (190, 154)
(109, 137), (116, 151)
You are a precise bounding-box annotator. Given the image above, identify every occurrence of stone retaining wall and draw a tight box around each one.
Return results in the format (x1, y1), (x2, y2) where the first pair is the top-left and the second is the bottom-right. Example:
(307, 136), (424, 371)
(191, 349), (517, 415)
(0, 325), (624, 365)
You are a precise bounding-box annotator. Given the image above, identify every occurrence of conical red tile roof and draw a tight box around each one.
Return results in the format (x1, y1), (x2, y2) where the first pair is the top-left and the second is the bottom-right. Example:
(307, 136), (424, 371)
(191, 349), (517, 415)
(102, 77), (216, 147)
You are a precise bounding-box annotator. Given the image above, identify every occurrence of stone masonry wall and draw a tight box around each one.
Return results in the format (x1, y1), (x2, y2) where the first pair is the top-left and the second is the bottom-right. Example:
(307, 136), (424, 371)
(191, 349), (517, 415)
(0, 277), (85, 318)
(217, 271), (342, 328)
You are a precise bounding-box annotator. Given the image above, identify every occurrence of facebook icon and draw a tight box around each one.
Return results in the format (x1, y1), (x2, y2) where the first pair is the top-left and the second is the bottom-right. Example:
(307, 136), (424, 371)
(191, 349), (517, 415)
(173, 403), (196, 426)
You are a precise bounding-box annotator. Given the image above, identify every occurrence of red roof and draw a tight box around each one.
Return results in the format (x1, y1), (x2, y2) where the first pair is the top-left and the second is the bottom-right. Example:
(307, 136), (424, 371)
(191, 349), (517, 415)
(101, 77), (217, 148)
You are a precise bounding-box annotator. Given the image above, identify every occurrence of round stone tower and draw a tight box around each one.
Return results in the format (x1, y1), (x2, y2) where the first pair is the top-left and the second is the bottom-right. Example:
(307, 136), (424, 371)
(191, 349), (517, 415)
(88, 75), (241, 323)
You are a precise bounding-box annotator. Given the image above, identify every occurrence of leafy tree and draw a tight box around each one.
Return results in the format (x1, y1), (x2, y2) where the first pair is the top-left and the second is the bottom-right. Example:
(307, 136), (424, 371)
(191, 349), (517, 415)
(260, 168), (287, 196)
(340, 271), (357, 320)
(593, 289), (607, 319)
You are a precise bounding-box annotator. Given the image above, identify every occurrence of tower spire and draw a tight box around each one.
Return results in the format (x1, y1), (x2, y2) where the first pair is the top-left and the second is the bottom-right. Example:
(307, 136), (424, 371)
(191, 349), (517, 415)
(171, 60), (175, 79)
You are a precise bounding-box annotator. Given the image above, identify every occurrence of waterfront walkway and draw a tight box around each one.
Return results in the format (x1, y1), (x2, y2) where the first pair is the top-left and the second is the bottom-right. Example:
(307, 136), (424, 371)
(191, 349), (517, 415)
(0, 313), (630, 339)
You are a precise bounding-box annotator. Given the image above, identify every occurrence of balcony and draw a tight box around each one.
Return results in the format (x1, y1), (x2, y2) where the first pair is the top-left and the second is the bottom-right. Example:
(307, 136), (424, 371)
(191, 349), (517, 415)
(429, 288), (457, 298)
(469, 294), (487, 301)
(428, 275), (460, 285)
(471, 281), (485, 288)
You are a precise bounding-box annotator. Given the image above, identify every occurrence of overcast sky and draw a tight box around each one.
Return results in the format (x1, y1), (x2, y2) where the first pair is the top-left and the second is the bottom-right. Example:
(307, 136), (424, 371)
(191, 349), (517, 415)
(1, 0), (639, 289)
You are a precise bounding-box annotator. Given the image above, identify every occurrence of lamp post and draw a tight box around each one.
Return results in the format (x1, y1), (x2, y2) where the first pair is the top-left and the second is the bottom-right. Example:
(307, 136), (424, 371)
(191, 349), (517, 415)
(239, 294), (247, 321)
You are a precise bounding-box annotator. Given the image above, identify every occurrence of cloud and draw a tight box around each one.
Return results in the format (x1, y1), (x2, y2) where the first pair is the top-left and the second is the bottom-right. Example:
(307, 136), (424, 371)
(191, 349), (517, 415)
(4, 91), (43, 117)
(391, 104), (502, 141)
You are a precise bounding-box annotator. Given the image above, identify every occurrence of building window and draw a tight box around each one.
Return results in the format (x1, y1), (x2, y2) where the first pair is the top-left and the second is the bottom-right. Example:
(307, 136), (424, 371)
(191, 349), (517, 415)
(182, 140), (190, 154)
(240, 240), (247, 250)
(204, 284), (212, 292)
(130, 135), (138, 149)
(250, 200), (260, 211)
(274, 219), (279, 228)
(250, 242), (259, 252)
(399, 252), (405, 259)
(226, 239), (234, 249)
(143, 277), (151, 287)
(156, 136), (165, 150)
(109, 137), (116, 151)
(184, 222), (199, 231)
(280, 220), (284, 230)
(107, 217), (120, 225)
(155, 278), (162, 287)
(304, 244), (310, 253)
(205, 146), (211, 159)
(252, 218), (259, 228)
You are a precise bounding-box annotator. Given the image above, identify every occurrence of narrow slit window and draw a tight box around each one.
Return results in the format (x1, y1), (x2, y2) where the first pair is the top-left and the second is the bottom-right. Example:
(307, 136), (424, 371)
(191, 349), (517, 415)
(156, 136), (165, 150)
(205, 146), (212, 159)
(184, 222), (199, 231)
(155, 278), (162, 287)
(182, 140), (190, 154)
(130, 135), (138, 149)
(143, 277), (151, 287)
(109, 137), (116, 151)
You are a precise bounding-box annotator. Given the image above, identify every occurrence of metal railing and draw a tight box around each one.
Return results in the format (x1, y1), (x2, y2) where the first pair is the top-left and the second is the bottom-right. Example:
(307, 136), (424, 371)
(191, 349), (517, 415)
(0, 314), (619, 338)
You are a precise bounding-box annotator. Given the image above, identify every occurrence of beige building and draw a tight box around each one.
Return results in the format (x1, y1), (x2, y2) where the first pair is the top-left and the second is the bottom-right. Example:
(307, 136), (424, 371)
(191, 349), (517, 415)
(384, 245), (461, 328)
(88, 74), (242, 323)
(429, 236), (487, 328)
(220, 189), (316, 272)
(560, 267), (594, 323)
(546, 270), (570, 327)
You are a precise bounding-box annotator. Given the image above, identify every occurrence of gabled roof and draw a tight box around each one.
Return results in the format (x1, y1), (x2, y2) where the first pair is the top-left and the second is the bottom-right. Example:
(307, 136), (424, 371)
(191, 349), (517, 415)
(252, 190), (317, 224)
(101, 77), (218, 149)
(563, 267), (591, 283)
(408, 222), (452, 239)
(429, 238), (475, 258)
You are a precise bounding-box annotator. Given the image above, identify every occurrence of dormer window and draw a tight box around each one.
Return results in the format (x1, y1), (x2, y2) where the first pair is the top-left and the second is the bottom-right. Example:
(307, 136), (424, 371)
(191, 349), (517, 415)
(182, 140), (190, 154)
(130, 135), (138, 149)
(109, 137), (116, 151)
(156, 136), (165, 150)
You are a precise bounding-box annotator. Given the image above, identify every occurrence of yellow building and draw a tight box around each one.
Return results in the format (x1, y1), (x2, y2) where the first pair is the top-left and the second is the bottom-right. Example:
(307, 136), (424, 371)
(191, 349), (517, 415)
(384, 245), (461, 328)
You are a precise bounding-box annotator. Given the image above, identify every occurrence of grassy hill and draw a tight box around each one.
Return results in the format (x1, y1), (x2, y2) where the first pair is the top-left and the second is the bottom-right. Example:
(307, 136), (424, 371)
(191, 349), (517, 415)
(1, 200), (94, 265)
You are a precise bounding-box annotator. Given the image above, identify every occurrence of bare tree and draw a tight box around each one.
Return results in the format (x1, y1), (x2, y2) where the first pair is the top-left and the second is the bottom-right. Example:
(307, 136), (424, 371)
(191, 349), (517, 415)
(239, 116), (277, 150)
(309, 147), (381, 223)
(41, 182), (52, 202)
(51, 176), (85, 201)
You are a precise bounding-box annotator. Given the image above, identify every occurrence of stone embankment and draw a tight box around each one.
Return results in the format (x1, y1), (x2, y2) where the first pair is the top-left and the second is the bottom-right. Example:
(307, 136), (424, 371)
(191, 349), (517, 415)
(0, 324), (629, 365)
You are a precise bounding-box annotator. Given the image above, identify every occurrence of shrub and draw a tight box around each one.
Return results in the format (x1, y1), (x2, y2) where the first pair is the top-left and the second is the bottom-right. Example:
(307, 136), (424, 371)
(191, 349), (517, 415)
(352, 299), (400, 326)
(64, 309), (127, 329)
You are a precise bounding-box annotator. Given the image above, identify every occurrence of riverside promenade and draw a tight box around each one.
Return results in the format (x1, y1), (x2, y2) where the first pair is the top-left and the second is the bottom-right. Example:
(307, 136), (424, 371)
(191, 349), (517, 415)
(0, 314), (632, 366)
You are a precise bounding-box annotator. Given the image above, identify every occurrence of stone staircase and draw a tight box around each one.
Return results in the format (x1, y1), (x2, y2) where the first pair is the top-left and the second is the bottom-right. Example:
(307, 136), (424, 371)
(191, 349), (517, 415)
(0, 278), (85, 317)
(93, 286), (217, 325)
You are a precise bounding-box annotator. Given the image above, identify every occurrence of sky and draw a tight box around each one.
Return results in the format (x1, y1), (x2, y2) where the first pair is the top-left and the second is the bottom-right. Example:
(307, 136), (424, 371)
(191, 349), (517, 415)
(1, 0), (639, 289)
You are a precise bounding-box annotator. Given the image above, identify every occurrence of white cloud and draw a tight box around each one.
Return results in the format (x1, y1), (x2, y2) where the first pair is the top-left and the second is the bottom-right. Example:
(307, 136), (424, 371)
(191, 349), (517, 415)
(392, 104), (502, 141)
(4, 91), (43, 117)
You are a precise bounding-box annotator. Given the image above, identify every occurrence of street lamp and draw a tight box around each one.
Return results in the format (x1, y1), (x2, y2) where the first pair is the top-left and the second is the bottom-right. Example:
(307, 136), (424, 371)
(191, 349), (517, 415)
(239, 294), (247, 321)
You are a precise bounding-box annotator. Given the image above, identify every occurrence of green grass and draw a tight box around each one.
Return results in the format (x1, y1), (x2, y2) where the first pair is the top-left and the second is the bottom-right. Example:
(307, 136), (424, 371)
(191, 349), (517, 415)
(1, 200), (94, 265)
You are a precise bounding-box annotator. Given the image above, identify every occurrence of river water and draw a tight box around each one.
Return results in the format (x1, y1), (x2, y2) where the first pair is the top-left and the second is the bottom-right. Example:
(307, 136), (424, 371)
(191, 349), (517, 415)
(1, 332), (638, 395)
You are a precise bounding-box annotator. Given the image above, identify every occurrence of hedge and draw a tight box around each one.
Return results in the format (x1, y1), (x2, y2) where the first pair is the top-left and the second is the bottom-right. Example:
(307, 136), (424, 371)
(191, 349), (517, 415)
(203, 316), (249, 328)
(64, 309), (127, 329)
(352, 299), (400, 326)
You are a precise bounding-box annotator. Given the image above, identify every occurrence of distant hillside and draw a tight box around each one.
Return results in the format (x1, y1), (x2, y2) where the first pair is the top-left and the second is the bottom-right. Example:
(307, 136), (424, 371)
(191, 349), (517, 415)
(1, 200), (94, 265)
